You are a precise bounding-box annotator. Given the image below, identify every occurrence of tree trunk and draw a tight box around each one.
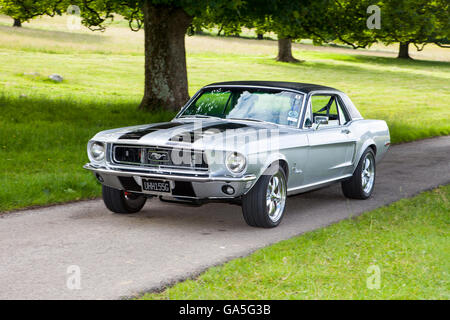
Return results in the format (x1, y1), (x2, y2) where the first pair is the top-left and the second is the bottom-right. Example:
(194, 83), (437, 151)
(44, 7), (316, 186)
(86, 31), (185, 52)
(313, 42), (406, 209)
(139, 3), (193, 111)
(13, 19), (22, 27)
(277, 38), (299, 62)
(257, 33), (263, 40)
(398, 42), (411, 59)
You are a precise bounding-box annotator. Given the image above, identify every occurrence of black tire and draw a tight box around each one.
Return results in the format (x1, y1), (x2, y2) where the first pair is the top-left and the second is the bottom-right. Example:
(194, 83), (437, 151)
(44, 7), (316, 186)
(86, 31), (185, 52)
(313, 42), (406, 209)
(102, 185), (147, 214)
(341, 148), (376, 199)
(242, 164), (287, 228)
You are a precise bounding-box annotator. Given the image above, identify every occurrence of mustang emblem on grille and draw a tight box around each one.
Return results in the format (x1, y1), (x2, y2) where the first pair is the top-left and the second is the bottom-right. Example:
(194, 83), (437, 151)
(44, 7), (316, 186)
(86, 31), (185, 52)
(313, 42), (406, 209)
(149, 152), (168, 161)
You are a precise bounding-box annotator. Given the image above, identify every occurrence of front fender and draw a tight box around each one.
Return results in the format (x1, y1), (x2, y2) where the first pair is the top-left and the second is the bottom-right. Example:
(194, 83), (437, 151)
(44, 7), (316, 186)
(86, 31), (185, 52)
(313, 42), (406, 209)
(258, 152), (288, 178)
(244, 152), (289, 195)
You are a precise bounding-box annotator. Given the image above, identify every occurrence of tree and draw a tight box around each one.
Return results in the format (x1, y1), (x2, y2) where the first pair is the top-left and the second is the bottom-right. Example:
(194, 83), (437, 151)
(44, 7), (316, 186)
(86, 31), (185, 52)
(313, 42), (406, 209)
(245, 9), (302, 62)
(259, 0), (335, 62)
(200, 0), (341, 63)
(197, 0), (306, 62)
(76, 0), (254, 111)
(0, 0), (62, 27)
(276, 38), (297, 62)
(280, 0), (448, 60)
(138, 2), (192, 111)
(326, 0), (450, 59)
(7, 0), (249, 111)
(372, 0), (450, 59)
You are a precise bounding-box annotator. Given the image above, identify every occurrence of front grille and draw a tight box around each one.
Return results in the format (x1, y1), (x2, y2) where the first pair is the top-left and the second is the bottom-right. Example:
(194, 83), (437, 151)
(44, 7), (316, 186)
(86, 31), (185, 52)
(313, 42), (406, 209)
(115, 147), (141, 163)
(112, 145), (208, 170)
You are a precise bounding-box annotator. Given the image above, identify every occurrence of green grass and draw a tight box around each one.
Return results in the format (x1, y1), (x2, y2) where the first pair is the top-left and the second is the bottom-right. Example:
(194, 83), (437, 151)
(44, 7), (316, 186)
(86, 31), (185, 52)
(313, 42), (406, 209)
(0, 95), (173, 211)
(0, 16), (449, 211)
(142, 185), (450, 300)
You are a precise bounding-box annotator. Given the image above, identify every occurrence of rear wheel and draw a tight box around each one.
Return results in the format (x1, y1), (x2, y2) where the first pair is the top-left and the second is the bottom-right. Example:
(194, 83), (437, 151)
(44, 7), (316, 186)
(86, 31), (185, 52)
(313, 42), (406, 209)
(341, 148), (376, 199)
(242, 165), (287, 228)
(102, 185), (147, 214)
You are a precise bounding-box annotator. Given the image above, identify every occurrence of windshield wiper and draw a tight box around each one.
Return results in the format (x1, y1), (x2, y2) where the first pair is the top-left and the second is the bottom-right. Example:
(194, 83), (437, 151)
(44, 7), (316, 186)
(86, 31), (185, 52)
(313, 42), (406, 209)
(179, 115), (222, 120)
(227, 117), (270, 124)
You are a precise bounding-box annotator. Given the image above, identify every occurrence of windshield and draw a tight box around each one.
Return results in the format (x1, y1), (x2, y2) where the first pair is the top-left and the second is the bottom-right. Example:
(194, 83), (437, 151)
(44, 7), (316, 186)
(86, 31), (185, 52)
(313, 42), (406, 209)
(179, 87), (304, 127)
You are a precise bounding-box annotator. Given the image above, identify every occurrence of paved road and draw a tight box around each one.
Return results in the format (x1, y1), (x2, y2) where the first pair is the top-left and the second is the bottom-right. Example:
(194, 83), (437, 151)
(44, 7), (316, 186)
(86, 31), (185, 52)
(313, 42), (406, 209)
(1, 136), (449, 299)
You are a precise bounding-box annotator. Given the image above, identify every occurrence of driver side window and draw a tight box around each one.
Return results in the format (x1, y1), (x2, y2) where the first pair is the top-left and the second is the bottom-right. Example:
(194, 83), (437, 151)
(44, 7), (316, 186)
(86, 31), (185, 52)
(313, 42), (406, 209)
(310, 95), (340, 127)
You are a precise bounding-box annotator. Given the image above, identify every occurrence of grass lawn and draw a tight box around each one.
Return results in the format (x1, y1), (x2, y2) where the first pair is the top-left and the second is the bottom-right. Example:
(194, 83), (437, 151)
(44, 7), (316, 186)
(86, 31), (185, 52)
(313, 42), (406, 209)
(0, 15), (449, 211)
(142, 185), (450, 300)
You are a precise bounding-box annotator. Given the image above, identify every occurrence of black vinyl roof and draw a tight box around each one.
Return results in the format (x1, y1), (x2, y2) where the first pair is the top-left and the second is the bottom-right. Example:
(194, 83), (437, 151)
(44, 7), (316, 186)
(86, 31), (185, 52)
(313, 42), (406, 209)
(206, 81), (341, 94)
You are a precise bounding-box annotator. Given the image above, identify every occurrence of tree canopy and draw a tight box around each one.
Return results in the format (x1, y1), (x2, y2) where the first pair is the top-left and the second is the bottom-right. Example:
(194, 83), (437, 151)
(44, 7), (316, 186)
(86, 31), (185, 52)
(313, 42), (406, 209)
(371, 0), (450, 58)
(0, 0), (62, 26)
(318, 0), (450, 58)
(3, 0), (448, 111)
(2, 0), (251, 111)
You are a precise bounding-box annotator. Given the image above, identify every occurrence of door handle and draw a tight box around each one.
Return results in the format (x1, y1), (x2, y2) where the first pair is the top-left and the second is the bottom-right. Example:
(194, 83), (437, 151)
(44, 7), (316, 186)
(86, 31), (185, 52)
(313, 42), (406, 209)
(341, 129), (351, 134)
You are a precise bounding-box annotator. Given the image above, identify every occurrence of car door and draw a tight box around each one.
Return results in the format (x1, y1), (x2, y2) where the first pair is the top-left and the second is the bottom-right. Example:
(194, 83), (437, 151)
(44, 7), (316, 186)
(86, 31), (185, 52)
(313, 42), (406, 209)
(303, 93), (355, 185)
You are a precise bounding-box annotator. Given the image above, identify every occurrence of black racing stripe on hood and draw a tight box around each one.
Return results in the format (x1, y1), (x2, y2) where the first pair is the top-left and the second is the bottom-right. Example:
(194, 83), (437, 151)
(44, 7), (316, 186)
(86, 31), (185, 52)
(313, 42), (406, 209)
(169, 122), (250, 143)
(202, 122), (250, 131)
(119, 128), (157, 140)
(118, 122), (185, 140)
(150, 122), (186, 130)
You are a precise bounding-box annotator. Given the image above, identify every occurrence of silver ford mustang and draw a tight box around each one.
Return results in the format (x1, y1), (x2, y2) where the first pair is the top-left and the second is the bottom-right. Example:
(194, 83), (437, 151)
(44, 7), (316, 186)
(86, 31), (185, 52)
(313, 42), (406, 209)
(84, 81), (390, 228)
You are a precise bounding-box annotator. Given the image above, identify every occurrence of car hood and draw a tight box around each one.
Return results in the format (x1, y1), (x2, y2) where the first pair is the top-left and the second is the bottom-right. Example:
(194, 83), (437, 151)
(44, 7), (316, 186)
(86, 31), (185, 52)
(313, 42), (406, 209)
(91, 118), (301, 151)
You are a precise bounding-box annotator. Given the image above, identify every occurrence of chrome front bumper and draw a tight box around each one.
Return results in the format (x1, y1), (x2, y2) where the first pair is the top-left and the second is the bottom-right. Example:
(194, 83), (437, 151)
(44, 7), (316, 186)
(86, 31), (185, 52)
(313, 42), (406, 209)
(83, 163), (257, 199)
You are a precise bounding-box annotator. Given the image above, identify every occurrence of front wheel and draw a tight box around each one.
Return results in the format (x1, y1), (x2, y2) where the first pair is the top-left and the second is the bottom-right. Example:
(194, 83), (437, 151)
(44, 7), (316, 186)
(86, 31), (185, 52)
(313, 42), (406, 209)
(341, 148), (376, 199)
(242, 165), (287, 228)
(102, 185), (147, 214)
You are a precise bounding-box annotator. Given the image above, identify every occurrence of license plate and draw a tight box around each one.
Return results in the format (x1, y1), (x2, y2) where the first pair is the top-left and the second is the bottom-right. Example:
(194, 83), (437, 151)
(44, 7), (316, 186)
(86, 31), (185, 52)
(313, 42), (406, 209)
(142, 179), (171, 193)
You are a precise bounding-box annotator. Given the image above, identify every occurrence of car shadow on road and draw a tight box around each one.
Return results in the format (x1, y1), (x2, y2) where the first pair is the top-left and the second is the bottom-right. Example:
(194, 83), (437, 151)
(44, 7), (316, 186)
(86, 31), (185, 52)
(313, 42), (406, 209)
(108, 184), (347, 230)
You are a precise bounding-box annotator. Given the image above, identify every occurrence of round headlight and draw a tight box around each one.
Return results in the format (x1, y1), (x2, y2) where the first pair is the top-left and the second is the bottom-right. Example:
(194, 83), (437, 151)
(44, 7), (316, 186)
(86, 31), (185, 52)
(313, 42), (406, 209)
(226, 152), (246, 174)
(90, 142), (105, 161)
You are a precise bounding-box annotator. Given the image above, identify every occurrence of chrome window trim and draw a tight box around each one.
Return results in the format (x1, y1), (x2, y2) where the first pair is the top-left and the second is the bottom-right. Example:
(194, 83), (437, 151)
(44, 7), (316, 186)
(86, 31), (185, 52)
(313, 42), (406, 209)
(301, 90), (349, 130)
(175, 85), (307, 129)
(335, 93), (353, 125)
(202, 84), (307, 95)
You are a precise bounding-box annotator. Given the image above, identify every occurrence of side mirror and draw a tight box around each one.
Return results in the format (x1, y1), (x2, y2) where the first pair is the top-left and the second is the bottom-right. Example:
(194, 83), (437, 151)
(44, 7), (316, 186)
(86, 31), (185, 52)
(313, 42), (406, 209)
(314, 116), (328, 130)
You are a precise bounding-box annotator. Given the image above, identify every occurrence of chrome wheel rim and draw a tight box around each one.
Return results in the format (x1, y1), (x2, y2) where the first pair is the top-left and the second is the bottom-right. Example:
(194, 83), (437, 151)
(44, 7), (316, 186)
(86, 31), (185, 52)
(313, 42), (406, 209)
(266, 171), (286, 223)
(361, 154), (375, 194)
